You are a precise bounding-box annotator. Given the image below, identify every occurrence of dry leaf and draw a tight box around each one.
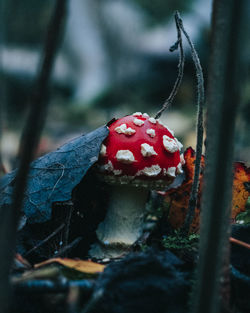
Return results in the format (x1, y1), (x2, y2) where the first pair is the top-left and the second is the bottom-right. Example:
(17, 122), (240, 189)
(0, 126), (109, 225)
(164, 147), (204, 233)
(231, 162), (250, 221)
(35, 258), (105, 274)
(164, 147), (250, 232)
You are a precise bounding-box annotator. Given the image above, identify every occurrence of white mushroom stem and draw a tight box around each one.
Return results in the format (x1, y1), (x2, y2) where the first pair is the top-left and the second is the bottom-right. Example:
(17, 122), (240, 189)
(89, 184), (149, 259)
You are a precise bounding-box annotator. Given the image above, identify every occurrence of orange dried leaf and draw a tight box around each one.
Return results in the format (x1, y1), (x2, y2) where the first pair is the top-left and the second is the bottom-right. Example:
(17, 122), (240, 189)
(165, 147), (204, 233)
(35, 258), (105, 274)
(164, 147), (250, 232)
(183, 146), (205, 180)
(231, 162), (250, 221)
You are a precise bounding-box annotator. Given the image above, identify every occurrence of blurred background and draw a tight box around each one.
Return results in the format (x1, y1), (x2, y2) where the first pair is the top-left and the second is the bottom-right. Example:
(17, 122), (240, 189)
(0, 0), (249, 173)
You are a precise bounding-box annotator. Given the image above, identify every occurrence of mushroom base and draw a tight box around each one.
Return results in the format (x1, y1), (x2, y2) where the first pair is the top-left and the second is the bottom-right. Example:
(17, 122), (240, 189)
(89, 185), (149, 259)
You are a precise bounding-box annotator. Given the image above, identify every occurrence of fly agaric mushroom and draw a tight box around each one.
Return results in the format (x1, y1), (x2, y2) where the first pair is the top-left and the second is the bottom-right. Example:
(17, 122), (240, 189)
(89, 112), (184, 259)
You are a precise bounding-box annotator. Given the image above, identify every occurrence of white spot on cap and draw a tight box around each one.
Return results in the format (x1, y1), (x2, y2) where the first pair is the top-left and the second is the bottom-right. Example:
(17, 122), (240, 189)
(141, 143), (158, 157)
(113, 169), (122, 175)
(115, 124), (136, 136)
(100, 144), (106, 157)
(133, 112), (142, 116)
(176, 163), (183, 174)
(115, 124), (127, 134)
(166, 167), (176, 177)
(146, 129), (156, 138)
(116, 150), (135, 164)
(148, 117), (156, 124)
(175, 138), (183, 151)
(139, 164), (161, 177)
(180, 154), (185, 165)
(133, 118), (144, 126)
(163, 135), (179, 153)
(142, 113), (149, 118)
(124, 127), (136, 135)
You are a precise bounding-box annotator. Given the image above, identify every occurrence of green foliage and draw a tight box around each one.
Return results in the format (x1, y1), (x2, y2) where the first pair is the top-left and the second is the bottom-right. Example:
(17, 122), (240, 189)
(133, 0), (194, 25)
(162, 230), (199, 252)
(236, 197), (250, 224)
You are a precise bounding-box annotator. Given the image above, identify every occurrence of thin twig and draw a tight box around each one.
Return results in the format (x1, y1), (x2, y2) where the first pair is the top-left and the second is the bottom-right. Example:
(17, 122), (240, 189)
(177, 10), (205, 234)
(63, 201), (74, 254)
(0, 1), (67, 312)
(24, 223), (65, 257)
(155, 11), (204, 234)
(54, 237), (82, 258)
(229, 237), (250, 250)
(155, 12), (185, 119)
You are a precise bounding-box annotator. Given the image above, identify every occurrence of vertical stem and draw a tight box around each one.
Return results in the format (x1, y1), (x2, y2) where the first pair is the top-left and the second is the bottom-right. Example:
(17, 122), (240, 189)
(0, 1), (67, 312)
(192, 1), (245, 313)
(0, 0), (7, 176)
(89, 185), (149, 259)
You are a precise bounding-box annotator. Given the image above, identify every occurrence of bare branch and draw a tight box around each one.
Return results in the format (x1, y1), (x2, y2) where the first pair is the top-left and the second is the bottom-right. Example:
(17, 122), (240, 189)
(54, 237), (82, 258)
(24, 223), (65, 257)
(155, 11), (185, 119)
(177, 10), (205, 234)
(63, 201), (74, 255)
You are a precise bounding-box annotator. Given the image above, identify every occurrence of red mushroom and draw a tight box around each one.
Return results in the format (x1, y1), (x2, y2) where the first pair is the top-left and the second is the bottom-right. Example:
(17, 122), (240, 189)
(89, 112), (184, 259)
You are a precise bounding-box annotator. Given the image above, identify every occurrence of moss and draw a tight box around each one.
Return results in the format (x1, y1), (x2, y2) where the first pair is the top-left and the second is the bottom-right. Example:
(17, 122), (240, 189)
(162, 230), (199, 252)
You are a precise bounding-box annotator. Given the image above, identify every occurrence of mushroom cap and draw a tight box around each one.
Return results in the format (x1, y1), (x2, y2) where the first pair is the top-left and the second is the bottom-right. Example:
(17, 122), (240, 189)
(98, 113), (184, 189)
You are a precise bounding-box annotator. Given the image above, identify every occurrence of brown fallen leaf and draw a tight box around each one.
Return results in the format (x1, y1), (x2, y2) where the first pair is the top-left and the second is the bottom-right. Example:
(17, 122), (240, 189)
(164, 147), (204, 233)
(35, 258), (105, 274)
(231, 162), (250, 221)
(164, 147), (250, 233)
